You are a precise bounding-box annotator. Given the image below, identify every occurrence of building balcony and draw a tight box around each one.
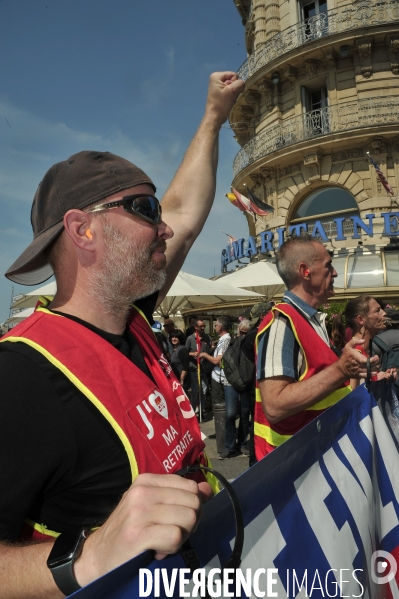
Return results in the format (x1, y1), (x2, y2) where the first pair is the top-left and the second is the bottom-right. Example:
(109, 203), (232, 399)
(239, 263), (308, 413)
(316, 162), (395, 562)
(238, 0), (399, 81)
(232, 96), (399, 177)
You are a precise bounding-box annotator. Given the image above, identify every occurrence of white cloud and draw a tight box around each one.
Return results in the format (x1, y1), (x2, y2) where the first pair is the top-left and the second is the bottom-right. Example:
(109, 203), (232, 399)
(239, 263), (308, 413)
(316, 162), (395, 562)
(0, 97), (184, 205)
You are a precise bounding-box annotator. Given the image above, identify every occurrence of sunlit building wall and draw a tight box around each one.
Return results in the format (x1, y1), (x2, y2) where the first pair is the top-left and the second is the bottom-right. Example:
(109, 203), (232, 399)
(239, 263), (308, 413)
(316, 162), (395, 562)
(230, 0), (399, 300)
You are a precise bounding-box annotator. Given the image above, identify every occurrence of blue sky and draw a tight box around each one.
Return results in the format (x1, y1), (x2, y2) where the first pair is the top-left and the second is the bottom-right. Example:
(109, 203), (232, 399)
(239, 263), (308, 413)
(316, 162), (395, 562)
(0, 0), (250, 323)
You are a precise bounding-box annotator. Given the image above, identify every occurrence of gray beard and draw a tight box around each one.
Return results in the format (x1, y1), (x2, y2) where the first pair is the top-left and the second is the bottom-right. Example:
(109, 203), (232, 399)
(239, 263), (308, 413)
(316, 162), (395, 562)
(88, 218), (167, 320)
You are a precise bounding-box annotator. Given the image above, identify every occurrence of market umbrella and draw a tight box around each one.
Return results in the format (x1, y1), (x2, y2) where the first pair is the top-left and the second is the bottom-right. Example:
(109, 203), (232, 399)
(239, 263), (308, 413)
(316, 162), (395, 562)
(11, 281), (57, 310)
(217, 260), (285, 299)
(4, 307), (35, 325)
(10, 272), (262, 316)
(156, 270), (263, 317)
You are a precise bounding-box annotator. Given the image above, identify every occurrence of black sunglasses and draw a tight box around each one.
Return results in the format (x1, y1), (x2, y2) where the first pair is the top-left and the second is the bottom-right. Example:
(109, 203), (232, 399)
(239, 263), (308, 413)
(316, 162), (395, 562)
(85, 194), (162, 225)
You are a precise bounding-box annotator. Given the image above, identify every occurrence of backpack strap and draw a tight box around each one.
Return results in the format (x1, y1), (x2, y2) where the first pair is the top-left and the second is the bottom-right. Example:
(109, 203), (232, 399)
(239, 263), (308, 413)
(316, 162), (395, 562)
(372, 335), (390, 371)
(373, 335), (390, 353)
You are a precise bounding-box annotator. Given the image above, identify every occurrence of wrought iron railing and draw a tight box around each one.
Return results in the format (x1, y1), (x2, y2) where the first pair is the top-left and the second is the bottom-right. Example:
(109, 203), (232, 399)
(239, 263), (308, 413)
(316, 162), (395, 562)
(233, 96), (399, 177)
(238, 0), (399, 81)
(307, 214), (356, 238)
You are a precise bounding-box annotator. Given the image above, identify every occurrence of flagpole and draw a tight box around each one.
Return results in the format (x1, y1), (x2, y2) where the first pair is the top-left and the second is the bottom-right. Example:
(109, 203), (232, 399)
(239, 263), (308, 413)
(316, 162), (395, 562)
(366, 151), (399, 208)
(195, 328), (202, 423)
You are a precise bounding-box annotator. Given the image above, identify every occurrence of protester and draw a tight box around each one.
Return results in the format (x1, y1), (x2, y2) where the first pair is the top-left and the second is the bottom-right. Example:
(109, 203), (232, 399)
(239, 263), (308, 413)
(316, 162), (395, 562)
(0, 71), (245, 597)
(163, 318), (175, 355)
(200, 316), (242, 459)
(169, 329), (190, 392)
(235, 319), (251, 457)
(185, 315), (198, 338)
(255, 233), (378, 459)
(186, 319), (212, 417)
(335, 296), (395, 389)
(373, 307), (399, 358)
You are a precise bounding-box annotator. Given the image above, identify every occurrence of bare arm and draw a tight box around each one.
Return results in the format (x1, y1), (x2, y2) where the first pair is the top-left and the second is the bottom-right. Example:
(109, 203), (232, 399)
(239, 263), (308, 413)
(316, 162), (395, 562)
(0, 474), (210, 599)
(199, 352), (223, 366)
(156, 72), (245, 306)
(259, 338), (379, 423)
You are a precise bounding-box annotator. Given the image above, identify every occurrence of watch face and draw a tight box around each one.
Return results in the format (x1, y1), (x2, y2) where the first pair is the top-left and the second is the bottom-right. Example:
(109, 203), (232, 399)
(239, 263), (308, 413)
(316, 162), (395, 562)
(47, 530), (86, 568)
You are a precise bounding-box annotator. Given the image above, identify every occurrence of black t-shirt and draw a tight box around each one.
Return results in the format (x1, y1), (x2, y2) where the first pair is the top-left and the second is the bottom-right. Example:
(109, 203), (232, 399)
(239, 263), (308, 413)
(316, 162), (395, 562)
(241, 321), (260, 362)
(186, 333), (212, 371)
(0, 293), (157, 541)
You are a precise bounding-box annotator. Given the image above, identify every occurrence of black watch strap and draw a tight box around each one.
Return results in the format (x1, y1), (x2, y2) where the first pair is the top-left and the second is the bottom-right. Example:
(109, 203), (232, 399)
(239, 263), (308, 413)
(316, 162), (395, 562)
(47, 529), (89, 596)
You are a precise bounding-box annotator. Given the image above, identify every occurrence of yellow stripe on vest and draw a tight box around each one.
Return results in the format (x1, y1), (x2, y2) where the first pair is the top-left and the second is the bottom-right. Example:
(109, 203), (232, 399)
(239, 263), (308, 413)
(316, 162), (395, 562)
(25, 518), (60, 538)
(254, 421), (292, 446)
(307, 385), (352, 410)
(2, 335), (139, 482)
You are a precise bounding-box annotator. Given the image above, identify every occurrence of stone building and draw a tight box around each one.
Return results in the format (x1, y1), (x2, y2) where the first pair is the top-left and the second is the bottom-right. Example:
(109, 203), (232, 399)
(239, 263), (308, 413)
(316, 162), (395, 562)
(227, 0), (399, 301)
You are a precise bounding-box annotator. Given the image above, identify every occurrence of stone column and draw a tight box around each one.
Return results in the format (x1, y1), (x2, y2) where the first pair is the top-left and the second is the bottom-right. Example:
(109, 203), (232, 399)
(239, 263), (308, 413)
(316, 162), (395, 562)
(253, 0), (267, 49)
(265, 0), (281, 39)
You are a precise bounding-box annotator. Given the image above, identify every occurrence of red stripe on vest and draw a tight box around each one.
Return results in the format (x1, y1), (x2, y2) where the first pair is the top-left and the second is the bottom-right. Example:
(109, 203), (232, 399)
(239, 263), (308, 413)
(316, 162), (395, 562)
(255, 303), (350, 458)
(3, 307), (205, 477)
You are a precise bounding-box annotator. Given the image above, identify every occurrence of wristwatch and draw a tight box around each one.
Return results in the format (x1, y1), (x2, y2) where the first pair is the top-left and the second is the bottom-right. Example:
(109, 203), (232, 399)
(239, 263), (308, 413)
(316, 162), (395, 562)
(47, 528), (89, 596)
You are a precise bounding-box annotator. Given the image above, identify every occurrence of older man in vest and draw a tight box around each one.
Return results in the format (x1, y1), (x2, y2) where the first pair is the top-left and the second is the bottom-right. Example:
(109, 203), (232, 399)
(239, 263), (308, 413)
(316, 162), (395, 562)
(255, 233), (378, 459)
(0, 72), (244, 597)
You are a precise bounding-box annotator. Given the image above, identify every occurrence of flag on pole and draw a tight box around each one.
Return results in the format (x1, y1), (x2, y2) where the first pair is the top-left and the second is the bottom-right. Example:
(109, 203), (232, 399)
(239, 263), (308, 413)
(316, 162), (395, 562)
(367, 152), (394, 195)
(221, 230), (238, 257)
(226, 189), (252, 213)
(244, 184), (275, 214)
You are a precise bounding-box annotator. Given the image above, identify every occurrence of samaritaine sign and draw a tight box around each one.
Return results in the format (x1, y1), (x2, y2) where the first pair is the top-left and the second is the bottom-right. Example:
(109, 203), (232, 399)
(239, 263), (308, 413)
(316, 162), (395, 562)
(221, 212), (399, 270)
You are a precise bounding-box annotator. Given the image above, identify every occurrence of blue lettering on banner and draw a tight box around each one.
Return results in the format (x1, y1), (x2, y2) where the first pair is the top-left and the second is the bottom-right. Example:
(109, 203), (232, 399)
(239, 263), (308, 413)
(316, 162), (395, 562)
(72, 385), (399, 598)
(383, 212), (399, 236)
(288, 223), (307, 237)
(311, 220), (329, 242)
(221, 212), (399, 265)
(244, 236), (258, 258)
(231, 239), (244, 260)
(259, 230), (274, 253)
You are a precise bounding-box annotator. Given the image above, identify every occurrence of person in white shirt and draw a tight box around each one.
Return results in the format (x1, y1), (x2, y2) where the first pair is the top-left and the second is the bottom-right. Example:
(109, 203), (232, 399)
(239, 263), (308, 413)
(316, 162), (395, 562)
(200, 316), (241, 459)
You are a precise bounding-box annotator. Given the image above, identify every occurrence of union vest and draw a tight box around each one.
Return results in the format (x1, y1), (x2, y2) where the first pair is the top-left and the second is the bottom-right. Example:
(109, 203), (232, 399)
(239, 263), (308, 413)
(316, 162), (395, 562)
(1, 304), (216, 539)
(254, 303), (351, 459)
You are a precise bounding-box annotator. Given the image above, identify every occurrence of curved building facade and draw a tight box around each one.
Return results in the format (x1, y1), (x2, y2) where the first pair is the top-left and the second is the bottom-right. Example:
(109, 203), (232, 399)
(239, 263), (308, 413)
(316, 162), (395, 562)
(229, 0), (399, 301)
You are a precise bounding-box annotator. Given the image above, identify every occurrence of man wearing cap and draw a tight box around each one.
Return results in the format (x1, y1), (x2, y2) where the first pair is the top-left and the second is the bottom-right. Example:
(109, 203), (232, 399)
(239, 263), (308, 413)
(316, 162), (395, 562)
(255, 234), (378, 460)
(0, 71), (244, 597)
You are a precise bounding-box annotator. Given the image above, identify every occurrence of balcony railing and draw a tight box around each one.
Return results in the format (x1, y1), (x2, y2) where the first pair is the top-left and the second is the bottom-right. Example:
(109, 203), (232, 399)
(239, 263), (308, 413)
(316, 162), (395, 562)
(238, 0), (399, 81)
(233, 96), (399, 177)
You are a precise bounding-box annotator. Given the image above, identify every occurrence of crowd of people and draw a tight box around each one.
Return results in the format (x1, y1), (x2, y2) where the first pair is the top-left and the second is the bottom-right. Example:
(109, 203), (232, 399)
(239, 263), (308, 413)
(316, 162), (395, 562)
(153, 286), (399, 467)
(0, 66), (398, 598)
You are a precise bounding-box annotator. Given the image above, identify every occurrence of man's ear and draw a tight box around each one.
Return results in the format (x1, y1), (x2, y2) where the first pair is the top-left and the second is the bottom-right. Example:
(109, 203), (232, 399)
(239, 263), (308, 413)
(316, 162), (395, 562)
(299, 262), (311, 279)
(63, 209), (96, 251)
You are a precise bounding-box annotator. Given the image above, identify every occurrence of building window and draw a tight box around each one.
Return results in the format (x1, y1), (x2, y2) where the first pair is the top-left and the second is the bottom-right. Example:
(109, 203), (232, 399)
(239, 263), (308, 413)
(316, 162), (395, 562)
(301, 85), (330, 136)
(290, 187), (359, 240)
(298, 0), (328, 42)
(293, 187), (358, 220)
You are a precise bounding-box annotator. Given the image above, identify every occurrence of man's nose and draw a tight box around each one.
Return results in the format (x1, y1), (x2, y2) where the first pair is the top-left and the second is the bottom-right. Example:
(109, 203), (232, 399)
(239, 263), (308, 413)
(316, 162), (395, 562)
(158, 219), (174, 240)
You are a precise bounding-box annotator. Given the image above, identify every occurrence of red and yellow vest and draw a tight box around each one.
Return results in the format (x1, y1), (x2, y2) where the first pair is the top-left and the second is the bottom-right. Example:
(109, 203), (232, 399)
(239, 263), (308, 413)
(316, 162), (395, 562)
(254, 303), (351, 459)
(1, 304), (217, 539)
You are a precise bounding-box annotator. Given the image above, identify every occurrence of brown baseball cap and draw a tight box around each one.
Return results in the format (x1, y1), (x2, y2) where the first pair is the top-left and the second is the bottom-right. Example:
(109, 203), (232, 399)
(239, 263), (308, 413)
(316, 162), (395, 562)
(5, 151), (155, 286)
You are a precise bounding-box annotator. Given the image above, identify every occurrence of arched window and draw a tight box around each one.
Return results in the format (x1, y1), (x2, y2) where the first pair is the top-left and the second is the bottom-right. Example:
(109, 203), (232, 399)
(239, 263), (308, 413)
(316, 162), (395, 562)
(290, 187), (359, 240)
(293, 187), (358, 220)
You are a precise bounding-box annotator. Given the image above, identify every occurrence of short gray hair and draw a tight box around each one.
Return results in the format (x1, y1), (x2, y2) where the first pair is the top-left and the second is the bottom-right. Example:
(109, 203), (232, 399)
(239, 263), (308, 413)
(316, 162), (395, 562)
(276, 234), (322, 289)
(238, 319), (250, 333)
(216, 316), (230, 332)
